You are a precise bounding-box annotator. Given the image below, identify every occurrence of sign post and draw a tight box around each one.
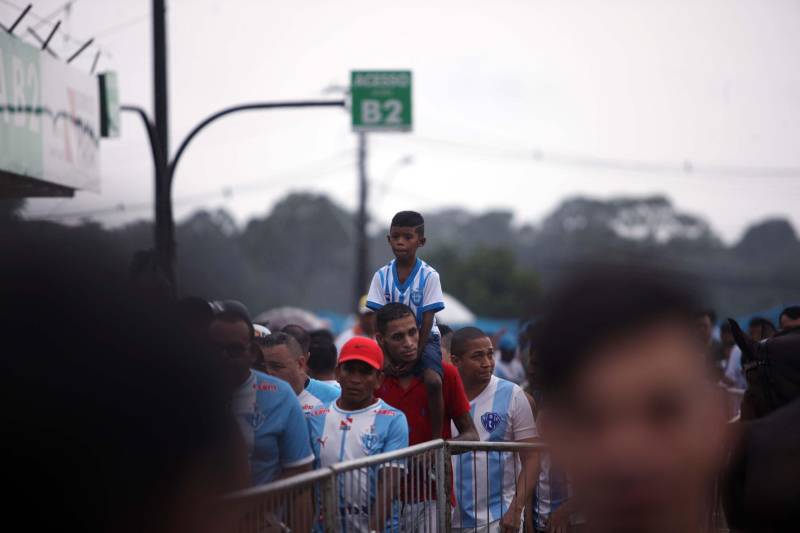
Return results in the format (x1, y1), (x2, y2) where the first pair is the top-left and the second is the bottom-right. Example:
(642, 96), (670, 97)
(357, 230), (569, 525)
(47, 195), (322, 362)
(350, 70), (412, 132)
(349, 70), (413, 310)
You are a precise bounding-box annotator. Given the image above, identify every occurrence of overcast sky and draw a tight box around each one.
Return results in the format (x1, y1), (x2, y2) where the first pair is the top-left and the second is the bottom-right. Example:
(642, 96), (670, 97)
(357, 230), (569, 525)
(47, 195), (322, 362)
(11, 0), (800, 242)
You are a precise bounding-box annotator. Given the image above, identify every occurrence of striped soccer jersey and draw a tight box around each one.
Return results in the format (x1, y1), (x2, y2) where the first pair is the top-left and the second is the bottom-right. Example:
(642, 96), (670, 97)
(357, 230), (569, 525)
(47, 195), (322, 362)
(366, 258), (445, 334)
(298, 377), (340, 416)
(451, 376), (538, 529)
(306, 399), (409, 532)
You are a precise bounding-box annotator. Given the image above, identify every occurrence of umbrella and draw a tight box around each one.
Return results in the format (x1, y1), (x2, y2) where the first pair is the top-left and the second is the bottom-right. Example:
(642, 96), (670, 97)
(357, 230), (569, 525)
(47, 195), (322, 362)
(438, 293), (476, 326)
(254, 306), (328, 331)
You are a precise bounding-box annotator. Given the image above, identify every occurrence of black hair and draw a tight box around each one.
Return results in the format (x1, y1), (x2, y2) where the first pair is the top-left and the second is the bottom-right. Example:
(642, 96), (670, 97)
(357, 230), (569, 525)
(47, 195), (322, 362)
(535, 265), (701, 398)
(376, 302), (415, 334)
(262, 331), (304, 358)
(1, 242), (241, 533)
(307, 337), (338, 374)
(391, 210), (425, 236)
(780, 306), (800, 322)
(451, 326), (489, 357)
(438, 324), (454, 351)
(282, 324), (311, 354)
(310, 329), (335, 344)
(210, 300), (254, 338)
(748, 317), (776, 335)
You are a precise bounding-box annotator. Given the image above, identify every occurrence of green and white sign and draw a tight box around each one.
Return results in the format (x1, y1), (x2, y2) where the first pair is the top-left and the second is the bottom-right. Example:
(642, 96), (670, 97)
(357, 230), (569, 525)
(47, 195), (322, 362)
(0, 30), (101, 194)
(351, 70), (412, 132)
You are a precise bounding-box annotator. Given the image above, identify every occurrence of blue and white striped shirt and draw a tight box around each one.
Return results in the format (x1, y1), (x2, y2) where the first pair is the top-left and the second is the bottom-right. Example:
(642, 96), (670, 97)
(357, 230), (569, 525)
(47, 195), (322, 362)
(451, 376), (538, 528)
(366, 258), (445, 333)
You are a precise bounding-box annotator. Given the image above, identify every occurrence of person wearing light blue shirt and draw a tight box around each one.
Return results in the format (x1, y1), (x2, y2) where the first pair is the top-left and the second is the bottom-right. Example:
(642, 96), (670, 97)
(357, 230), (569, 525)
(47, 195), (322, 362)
(209, 304), (314, 485)
(260, 331), (340, 415)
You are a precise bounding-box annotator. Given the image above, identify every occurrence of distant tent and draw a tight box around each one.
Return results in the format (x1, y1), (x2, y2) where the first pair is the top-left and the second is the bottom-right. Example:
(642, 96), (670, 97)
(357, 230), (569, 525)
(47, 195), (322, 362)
(255, 306), (329, 331)
(438, 293), (476, 326)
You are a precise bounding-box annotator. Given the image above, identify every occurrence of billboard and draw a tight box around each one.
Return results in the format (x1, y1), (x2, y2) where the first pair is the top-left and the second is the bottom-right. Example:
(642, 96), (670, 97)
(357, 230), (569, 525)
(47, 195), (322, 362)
(0, 30), (101, 194)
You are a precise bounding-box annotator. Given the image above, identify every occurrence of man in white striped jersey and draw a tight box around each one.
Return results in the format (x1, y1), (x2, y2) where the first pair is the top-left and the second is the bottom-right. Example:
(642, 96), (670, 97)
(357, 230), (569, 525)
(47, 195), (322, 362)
(306, 337), (408, 533)
(450, 327), (540, 533)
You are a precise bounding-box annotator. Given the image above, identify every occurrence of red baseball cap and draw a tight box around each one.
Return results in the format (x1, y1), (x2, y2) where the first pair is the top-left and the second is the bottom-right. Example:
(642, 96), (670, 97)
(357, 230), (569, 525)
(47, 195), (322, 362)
(338, 337), (384, 370)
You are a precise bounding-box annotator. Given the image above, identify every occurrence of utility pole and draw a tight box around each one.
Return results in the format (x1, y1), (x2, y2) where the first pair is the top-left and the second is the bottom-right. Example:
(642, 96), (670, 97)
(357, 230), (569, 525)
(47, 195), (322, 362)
(355, 132), (369, 311)
(152, 0), (175, 291)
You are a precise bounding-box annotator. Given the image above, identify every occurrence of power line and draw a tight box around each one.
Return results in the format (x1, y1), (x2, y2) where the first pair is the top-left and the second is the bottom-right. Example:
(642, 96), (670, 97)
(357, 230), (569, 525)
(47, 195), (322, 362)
(0, 0), (111, 58)
(93, 11), (149, 39)
(376, 135), (800, 178)
(25, 149), (357, 221)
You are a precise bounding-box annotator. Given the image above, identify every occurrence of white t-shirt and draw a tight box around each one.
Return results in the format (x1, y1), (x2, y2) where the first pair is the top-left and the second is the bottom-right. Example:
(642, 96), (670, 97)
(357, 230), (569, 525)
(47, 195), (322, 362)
(366, 258), (445, 335)
(451, 376), (538, 528)
(725, 346), (747, 390)
(307, 399), (409, 532)
(297, 378), (340, 416)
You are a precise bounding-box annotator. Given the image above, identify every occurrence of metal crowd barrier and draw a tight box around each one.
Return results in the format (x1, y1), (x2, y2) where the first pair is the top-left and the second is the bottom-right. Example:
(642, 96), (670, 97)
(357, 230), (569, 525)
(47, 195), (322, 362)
(226, 439), (447, 533)
(448, 441), (547, 532)
(226, 415), (745, 533)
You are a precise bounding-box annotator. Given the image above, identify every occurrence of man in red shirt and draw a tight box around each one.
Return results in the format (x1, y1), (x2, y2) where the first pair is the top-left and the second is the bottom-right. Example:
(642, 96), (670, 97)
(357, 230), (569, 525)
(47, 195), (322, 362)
(375, 303), (478, 531)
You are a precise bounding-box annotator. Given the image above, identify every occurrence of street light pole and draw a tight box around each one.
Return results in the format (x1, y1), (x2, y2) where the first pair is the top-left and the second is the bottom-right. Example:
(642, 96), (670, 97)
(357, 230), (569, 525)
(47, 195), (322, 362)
(152, 0), (174, 291)
(355, 131), (369, 312)
(121, 100), (346, 291)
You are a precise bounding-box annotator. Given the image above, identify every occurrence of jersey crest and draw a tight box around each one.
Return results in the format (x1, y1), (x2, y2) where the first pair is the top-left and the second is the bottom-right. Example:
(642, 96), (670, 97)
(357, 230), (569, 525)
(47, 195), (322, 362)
(360, 430), (380, 454)
(410, 288), (423, 306)
(250, 406), (266, 431)
(480, 411), (502, 433)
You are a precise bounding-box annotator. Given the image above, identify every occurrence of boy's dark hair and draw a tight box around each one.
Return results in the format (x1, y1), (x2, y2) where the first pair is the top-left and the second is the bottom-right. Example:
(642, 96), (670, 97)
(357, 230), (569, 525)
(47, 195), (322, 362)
(391, 210), (425, 236)
(308, 337), (338, 374)
(451, 326), (488, 357)
(282, 324), (310, 354)
(780, 306), (800, 322)
(376, 303), (415, 334)
(535, 265), (701, 398)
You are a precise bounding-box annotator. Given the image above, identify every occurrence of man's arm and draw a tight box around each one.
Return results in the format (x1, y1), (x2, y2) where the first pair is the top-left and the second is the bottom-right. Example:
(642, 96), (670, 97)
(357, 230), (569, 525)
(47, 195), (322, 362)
(450, 411), (479, 445)
(501, 442), (539, 533)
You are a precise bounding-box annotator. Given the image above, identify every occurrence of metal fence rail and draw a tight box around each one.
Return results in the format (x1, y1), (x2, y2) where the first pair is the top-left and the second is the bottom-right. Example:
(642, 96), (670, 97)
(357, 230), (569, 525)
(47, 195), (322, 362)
(226, 439), (448, 533)
(227, 416), (743, 532)
(448, 441), (547, 533)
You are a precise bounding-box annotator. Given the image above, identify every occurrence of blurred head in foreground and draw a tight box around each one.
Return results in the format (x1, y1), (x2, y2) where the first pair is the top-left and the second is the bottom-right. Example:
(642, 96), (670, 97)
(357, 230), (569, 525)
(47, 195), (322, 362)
(536, 266), (728, 533)
(1, 245), (246, 533)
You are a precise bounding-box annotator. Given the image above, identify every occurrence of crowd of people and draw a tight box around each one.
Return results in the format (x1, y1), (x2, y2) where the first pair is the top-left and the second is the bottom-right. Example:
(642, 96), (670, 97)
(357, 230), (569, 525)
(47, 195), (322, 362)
(4, 210), (800, 533)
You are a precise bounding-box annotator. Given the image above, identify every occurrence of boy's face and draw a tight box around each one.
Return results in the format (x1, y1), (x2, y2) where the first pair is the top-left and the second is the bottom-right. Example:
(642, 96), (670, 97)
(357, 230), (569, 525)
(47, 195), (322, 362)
(336, 360), (383, 406)
(387, 225), (425, 261)
(451, 336), (495, 387)
(540, 321), (728, 533)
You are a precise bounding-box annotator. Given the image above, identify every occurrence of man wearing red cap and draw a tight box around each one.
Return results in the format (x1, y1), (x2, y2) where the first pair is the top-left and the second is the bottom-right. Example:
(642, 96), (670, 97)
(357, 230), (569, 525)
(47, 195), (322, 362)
(306, 337), (409, 532)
